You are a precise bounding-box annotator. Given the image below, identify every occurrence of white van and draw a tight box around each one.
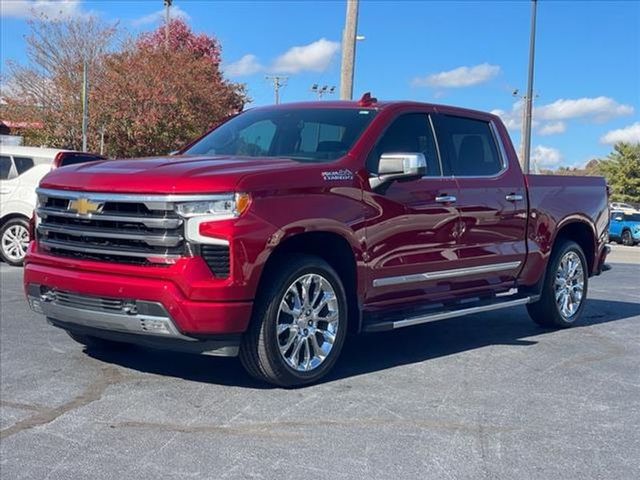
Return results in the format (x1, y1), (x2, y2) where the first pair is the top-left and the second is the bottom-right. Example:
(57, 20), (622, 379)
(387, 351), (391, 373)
(0, 146), (105, 266)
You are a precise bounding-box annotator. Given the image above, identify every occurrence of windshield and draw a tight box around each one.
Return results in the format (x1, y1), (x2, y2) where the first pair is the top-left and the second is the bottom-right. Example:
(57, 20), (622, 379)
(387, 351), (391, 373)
(624, 214), (640, 222)
(184, 107), (377, 162)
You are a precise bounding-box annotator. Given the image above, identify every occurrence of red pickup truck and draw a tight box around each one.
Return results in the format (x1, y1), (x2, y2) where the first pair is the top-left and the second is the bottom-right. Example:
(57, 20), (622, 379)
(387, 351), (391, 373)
(25, 96), (610, 386)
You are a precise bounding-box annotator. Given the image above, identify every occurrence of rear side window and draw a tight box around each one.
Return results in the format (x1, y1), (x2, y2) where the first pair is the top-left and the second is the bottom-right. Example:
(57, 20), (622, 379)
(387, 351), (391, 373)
(13, 156), (35, 175)
(0, 156), (13, 180)
(58, 153), (105, 167)
(432, 115), (503, 176)
(367, 113), (441, 176)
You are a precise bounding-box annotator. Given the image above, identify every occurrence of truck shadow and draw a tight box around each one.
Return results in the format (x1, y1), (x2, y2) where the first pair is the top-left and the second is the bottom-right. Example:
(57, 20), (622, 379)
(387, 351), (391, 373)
(85, 298), (640, 389)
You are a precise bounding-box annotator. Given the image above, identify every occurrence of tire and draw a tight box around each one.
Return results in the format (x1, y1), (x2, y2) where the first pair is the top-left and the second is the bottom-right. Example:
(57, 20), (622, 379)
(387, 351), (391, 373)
(240, 255), (348, 387)
(621, 230), (634, 246)
(527, 240), (588, 328)
(66, 331), (130, 351)
(0, 217), (30, 267)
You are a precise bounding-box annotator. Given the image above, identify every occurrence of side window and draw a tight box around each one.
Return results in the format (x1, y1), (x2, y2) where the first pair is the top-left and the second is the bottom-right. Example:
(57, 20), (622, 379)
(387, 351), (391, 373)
(13, 156), (35, 175)
(0, 156), (14, 180)
(367, 113), (441, 176)
(432, 115), (503, 176)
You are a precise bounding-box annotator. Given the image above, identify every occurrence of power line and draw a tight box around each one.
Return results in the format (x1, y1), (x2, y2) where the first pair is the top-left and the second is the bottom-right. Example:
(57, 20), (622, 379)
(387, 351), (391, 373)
(265, 76), (288, 104)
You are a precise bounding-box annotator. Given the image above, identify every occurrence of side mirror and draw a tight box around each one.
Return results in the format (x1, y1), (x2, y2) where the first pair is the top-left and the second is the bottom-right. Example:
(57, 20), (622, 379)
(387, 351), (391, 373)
(370, 152), (427, 191)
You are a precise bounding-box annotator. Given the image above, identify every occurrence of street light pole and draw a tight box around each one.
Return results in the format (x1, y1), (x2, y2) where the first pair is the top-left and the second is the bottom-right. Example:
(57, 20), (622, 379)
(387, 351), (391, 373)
(340, 0), (359, 100)
(522, 0), (538, 174)
(81, 59), (89, 152)
(164, 0), (173, 48)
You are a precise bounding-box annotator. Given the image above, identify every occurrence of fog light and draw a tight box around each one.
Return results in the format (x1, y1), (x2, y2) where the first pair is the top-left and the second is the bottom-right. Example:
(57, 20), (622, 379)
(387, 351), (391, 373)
(141, 318), (172, 335)
(122, 301), (138, 315)
(29, 298), (44, 314)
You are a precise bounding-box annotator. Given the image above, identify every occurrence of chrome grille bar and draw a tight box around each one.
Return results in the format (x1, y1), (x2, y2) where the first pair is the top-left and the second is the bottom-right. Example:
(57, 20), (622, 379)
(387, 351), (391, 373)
(37, 224), (182, 247)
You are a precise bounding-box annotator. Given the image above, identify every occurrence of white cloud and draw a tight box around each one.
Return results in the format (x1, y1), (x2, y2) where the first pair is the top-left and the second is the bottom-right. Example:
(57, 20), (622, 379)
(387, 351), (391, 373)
(532, 145), (563, 168)
(270, 38), (340, 74)
(132, 5), (190, 26)
(600, 122), (640, 145)
(412, 63), (500, 88)
(0, 0), (84, 19)
(537, 97), (634, 122)
(492, 96), (634, 133)
(538, 121), (566, 136)
(224, 54), (263, 77)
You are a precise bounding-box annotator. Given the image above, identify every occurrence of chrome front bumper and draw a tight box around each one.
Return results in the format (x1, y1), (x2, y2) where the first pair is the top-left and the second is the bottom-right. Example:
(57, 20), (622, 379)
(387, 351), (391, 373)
(26, 284), (239, 356)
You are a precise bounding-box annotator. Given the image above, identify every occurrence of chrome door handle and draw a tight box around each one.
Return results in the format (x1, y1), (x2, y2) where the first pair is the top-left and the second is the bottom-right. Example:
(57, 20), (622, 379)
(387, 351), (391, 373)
(505, 194), (523, 202)
(435, 195), (457, 203)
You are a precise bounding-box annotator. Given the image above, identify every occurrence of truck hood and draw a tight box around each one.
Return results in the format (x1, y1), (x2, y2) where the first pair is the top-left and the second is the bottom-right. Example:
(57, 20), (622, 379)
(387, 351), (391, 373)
(39, 155), (314, 194)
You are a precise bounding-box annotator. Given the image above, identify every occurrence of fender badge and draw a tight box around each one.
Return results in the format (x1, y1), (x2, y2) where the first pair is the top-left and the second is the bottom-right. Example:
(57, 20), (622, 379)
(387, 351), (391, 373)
(321, 169), (354, 181)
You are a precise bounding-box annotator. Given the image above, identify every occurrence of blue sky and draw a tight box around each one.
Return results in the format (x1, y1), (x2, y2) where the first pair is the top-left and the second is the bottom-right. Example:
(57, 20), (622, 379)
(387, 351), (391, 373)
(1, 0), (638, 168)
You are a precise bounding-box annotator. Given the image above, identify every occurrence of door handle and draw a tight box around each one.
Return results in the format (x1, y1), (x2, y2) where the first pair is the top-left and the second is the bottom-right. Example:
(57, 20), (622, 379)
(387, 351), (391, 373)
(505, 193), (523, 202)
(435, 195), (457, 203)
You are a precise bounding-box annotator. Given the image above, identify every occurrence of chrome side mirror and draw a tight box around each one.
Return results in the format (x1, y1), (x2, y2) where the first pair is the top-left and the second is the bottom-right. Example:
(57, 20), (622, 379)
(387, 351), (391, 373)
(370, 152), (427, 191)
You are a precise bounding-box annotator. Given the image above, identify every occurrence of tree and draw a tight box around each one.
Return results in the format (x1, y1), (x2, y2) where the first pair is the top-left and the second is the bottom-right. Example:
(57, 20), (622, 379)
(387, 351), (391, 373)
(2, 14), (118, 149)
(596, 143), (640, 203)
(93, 19), (246, 158)
(2, 17), (246, 158)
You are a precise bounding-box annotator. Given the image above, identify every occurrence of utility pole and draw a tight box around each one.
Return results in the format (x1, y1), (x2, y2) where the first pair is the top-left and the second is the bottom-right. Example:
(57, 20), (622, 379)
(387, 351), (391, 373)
(266, 76), (288, 104)
(522, 0), (538, 174)
(81, 59), (89, 152)
(99, 125), (106, 156)
(164, 0), (173, 48)
(340, 0), (359, 100)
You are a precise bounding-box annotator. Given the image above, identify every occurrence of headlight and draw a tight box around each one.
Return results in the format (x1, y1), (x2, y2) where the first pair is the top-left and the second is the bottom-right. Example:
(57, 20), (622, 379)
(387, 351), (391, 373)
(175, 193), (250, 219)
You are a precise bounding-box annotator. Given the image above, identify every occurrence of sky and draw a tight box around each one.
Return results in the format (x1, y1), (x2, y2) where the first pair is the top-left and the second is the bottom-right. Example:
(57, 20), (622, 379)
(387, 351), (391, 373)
(1, 0), (639, 168)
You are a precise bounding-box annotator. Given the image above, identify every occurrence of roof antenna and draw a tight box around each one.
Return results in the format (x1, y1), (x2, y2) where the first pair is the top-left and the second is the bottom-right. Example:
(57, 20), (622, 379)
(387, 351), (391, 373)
(358, 92), (377, 107)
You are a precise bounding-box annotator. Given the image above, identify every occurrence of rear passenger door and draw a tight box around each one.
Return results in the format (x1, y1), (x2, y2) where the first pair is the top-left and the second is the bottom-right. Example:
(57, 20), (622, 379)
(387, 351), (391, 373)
(431, 113), (527, 291)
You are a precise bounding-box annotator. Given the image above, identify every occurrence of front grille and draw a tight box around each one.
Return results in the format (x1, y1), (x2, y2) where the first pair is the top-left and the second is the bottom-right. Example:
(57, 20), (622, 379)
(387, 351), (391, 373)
(36, 189), (186, 265)
(201, 245), (230, 278)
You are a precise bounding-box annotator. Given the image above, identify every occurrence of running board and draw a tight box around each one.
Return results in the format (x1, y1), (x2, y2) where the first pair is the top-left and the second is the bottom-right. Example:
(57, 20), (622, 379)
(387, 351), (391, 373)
(362, 295), (539, 332)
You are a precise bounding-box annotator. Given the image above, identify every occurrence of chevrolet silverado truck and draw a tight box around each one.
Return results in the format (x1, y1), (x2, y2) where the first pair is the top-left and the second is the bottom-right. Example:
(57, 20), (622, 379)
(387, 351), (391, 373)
(25, 95), (610, 386)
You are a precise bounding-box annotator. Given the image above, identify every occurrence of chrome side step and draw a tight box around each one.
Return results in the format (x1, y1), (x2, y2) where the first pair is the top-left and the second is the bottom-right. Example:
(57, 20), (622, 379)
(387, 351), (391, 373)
(363, 295), (539, 332)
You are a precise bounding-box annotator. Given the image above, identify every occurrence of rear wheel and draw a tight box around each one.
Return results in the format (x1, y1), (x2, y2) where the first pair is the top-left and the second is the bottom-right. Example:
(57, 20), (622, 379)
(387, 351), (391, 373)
(622, 230), (634, 246)
(0, 218), (30, 267)
(527, 240), (588, 328)
(240, 255), (348, 387)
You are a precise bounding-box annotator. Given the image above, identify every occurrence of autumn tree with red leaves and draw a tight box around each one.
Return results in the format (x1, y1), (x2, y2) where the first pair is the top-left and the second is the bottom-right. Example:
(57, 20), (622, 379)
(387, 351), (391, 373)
(3, 17), (246, 158)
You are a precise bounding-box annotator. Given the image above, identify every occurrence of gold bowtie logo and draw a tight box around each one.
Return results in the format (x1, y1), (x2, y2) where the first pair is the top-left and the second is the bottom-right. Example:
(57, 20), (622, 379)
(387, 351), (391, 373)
(68, 198), (103, 215)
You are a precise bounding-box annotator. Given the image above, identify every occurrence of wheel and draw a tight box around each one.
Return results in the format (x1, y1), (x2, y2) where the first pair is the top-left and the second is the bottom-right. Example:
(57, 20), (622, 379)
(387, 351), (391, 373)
(621, 230), (634, 246)
(527, 240), (588, 328)
(66, 331), (130, 351)
(0, 218), (30, 266)
(240, 255), (348, 387)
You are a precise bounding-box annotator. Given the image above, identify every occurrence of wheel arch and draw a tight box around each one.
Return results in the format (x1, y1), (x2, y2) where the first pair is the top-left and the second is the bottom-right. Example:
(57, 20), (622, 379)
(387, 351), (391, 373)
(257, 230), (362, 334)
(553, 219), (596, 275)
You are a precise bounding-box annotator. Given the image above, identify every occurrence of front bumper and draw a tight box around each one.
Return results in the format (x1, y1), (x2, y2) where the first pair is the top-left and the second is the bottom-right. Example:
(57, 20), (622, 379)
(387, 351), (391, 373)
(27, 284), (241, 356)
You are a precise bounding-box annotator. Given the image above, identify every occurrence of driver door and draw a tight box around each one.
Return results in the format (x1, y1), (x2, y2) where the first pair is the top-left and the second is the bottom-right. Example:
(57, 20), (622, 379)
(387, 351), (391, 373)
(363, 112), (461, 307)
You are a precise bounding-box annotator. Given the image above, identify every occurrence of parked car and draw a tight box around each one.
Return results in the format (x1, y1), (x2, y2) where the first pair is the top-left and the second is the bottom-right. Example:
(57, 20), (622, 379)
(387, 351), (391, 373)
(25, 97), (610, 386)
(609, 211), (640, 246)
(610, 202), (639, 214)
(0, 146), (105, 266)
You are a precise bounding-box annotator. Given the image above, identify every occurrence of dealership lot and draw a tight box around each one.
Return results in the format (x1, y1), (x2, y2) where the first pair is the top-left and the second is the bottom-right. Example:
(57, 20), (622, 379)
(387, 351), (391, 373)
(1, 246), (639, 480)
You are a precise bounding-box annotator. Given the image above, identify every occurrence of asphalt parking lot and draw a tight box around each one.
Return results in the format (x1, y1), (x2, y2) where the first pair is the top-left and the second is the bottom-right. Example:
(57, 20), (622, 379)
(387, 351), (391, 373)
(1, 245), (639, 479)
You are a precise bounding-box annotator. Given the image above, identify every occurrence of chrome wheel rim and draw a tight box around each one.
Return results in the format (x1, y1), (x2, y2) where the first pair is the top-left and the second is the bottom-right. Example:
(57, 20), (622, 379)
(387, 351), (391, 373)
(276, 273), (340, 372)
(1, 224), (29, 262)
(554, 251), (585, 320)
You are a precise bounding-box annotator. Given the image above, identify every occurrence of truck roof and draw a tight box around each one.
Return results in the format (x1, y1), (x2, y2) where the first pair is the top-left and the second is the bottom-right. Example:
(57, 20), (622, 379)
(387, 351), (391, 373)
(252, 99), (500, 121)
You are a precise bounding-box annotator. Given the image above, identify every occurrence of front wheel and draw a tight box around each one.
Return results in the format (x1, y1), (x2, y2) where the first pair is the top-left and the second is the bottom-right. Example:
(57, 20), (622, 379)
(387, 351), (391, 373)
(0, 218), (30, 267)
(621, 230), (634, 246)
(240, 255), (348, 387)
(527, 240), (588, 328)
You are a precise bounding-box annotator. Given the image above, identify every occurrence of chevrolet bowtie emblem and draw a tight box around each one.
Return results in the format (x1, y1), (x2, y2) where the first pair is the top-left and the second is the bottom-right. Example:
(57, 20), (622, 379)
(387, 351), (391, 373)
(68, 198), (103, 216)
